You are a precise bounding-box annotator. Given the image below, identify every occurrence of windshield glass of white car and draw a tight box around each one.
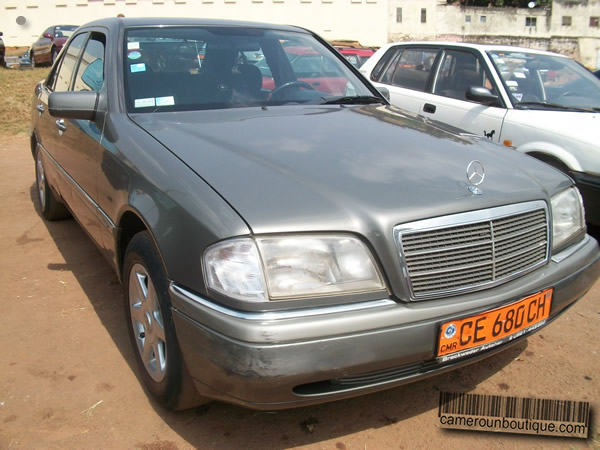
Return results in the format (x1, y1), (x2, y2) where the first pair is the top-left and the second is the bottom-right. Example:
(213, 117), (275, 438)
(488, 50), (600, 111)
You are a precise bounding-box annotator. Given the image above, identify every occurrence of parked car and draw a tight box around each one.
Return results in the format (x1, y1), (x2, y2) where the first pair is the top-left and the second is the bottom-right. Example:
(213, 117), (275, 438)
(0, 31), (5, 67)
(30, 25), (78, 67)
(31, 18), (600, 411)
(336, 46), (374, 68)
(256, 45), (349, 94)
(360, 42), (600, 225)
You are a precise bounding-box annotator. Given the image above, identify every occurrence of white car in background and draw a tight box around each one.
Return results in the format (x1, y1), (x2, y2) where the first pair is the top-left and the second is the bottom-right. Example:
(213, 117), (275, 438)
(360, 42), (600, 225)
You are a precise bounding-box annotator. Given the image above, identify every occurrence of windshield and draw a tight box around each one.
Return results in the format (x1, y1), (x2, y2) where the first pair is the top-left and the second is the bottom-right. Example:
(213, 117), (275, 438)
(124, 27), (377, 113)
(488, 50), (600, 111)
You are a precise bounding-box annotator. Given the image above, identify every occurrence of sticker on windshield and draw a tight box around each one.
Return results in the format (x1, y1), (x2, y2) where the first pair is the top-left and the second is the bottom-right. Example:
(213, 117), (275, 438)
(128, 51), (142, 60)
(135, 97), (156, 108)
(128, 41), (140, 50)
(506, 80), (519, 87)
(156, 96), (175, 106)
(513, 72), (526, 79)
(130, 63), (146, 73)
(513, 93), (523, 101)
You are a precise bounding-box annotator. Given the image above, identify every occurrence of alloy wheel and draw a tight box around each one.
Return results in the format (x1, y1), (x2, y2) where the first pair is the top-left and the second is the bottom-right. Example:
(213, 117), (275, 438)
(128, 263), (167, 383)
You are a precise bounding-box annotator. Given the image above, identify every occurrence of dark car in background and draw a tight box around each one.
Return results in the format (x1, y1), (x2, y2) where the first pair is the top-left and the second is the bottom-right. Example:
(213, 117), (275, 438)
(31, 17), (600, 411)
(30, 25), (78, 67)
(0, 31), (5, 67)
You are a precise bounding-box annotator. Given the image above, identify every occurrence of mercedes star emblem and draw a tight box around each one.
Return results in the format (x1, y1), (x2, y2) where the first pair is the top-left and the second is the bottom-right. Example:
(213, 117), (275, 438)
(466, 160), (485, 195)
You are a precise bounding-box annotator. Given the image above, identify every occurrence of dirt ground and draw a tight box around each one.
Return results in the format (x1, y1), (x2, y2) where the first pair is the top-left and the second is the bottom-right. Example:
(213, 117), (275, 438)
(1, 133), (599, 449)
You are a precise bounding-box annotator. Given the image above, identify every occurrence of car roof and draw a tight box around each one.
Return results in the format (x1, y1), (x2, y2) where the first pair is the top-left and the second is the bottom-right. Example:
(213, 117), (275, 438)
(381, 41), (568, 59)
(80, 17), (309, 34)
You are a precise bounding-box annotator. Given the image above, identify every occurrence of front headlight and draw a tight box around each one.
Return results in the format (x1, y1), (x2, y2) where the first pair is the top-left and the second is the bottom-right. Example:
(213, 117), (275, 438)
(204, 234), (385, 302)
(551, 187), (585, 249)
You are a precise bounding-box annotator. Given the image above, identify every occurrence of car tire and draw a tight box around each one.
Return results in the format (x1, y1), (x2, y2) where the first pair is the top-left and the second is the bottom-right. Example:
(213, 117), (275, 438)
(35, 148), (70, 220)
(123, 231), (207, 410)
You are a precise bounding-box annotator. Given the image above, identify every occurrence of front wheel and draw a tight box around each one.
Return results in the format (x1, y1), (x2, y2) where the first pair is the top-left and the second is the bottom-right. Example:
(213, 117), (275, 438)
(123, 231), (206, 410)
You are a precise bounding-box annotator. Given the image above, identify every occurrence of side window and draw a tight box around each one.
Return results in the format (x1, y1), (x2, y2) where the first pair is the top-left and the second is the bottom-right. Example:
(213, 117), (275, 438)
(52, 33), (88, 92)
(433, 50), (497, 102)
(371, 47), (399, 82)
(379, 50), (402, 84)
(382, 48), (438, 92)
(73, 33), (105, 92)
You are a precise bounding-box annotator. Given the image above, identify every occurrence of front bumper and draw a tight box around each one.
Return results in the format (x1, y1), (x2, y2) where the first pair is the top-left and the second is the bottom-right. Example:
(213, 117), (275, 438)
(171, 235), (600, 410)
(572, 171), (600, 225)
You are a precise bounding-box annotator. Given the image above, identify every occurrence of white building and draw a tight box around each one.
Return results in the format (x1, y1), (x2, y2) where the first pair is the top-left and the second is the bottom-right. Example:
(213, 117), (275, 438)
(1, 0), (599, 67)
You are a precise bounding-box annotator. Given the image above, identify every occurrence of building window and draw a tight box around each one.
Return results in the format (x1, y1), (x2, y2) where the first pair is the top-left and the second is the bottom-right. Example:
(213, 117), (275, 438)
(562, 16), (571, 26)
(421, 8), (426, 23)
(465, 15), (471, 23)
(396, 7), (402, 23)
(480, 15), (486, 23)
(526, 17), (537, 27)
(590, 17), (599, 28)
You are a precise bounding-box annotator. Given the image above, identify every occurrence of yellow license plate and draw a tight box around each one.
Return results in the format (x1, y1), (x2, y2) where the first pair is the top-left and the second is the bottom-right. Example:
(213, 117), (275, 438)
(437, 289), (553, 359)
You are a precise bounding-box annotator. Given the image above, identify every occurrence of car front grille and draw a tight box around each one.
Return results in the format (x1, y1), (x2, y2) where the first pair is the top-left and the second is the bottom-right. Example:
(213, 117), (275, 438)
(394, 202), (549, 299)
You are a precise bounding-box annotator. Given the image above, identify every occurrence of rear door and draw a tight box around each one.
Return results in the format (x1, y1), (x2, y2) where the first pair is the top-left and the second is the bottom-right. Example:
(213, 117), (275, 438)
(34, 32), (88, 201)
(368, 46), (440, 114)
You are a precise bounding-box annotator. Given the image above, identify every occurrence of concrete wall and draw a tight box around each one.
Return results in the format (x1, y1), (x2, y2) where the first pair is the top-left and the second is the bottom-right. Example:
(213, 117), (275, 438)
(1, 0), (599, 67)
(0, 0), (388, 48)
(388, 0), (600, 68)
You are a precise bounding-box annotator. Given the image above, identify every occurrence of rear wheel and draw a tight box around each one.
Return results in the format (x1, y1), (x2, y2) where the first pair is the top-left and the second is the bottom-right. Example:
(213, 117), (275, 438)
(123, 231), (206, 410)
(35, 148), (70, 220)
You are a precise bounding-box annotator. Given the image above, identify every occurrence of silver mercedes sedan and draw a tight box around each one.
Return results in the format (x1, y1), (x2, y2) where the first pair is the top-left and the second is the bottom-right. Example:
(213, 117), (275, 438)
(31, 17), (600, 410)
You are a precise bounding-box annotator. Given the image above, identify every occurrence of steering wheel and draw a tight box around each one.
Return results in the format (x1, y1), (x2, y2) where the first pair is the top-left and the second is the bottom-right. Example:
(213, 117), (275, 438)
(555, 91), (578, 98)
(270, 81), (314, 100)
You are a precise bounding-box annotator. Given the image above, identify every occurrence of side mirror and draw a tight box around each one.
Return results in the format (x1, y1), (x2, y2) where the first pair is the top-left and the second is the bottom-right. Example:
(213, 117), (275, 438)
(378, 86), (390, 101)
(49, 91), (98, 120)
(43, 32), (53, 39)
(466, 86), (500, 106)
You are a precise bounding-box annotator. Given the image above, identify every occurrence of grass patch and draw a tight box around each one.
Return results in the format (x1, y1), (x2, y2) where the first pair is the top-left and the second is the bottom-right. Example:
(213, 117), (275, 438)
(0, 67), (50, 135)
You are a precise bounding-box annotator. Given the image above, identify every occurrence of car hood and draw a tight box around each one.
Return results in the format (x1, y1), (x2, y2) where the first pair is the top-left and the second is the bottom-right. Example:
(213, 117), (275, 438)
(130, 105), (570, 234)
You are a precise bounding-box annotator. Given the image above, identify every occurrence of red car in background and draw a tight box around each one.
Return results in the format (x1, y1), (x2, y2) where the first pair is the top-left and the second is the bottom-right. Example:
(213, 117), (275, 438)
(257, 45), (349, 95)
(336, 47), (375, 68)
(31, 25), (78, 67)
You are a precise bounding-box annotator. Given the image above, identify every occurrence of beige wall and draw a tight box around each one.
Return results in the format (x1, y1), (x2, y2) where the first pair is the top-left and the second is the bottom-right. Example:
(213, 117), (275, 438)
(388, 0), (600, 69)
(2, 0), (599, 67)
(0, 0), (387, 48)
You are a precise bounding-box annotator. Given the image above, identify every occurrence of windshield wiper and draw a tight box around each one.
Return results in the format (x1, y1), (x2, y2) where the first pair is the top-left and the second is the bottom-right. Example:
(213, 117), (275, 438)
(515, 101), (597, 113)
(320, 95), (386, 105)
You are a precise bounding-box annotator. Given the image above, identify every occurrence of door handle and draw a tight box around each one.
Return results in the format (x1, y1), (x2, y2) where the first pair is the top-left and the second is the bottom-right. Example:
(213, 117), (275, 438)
(56, 119), (67, 134)
(423, 103), (436, 114)
(36, 104), (45, 115)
